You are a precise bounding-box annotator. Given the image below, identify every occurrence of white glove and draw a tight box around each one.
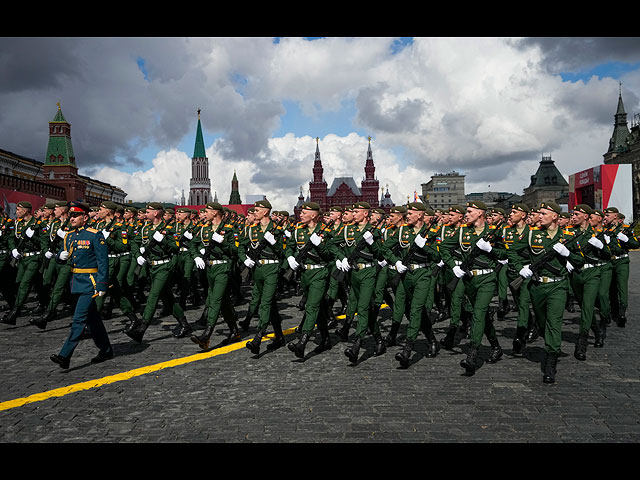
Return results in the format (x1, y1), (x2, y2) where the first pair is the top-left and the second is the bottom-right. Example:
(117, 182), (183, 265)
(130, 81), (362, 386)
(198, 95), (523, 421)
(617, 232), (629, 243)
(284, 230), (291, 238)
(363, 231), (374, 245)
(336, 259), (344, 270)
(310, 233), (321, 246)
(57, 228), (66, 239)
(588, 236), (604, 250)
(519, 265), (533, 278)
(414, 234), (427, 248)
(137, 256), (146, 266)
(25, 227), (34, 238)
(211, 232), (224, 243)
(263, 231), (276, 245)
(341, 258), (351, 271)
(566, 261), (574, 273)
(200, 248), (206, 255)
(44, 251), (54, 259)
(437, 260), (445, 267)
(58, 250), (69, 261)
(498, 259), (508, 265)
(97, 291), (107, 297)
(604, 234), (610, 244)
(11, 249), (21, 259)
(453, 265), (466, 278)
(378, 260), (387, 267)
(395, 261), (407, 274)
(553, 242), (570, 257)
(102, 230), (110, 239)
(476, 238), (492, 252)
(139, 247), (145, 255)
(244, 258), (255, 268)
(153, 230), (164, 242)
(0, 230), (2, 237)
(194, 257), (206, 269)
(183, 231), (193, 240)
(287, 256), (299, 270)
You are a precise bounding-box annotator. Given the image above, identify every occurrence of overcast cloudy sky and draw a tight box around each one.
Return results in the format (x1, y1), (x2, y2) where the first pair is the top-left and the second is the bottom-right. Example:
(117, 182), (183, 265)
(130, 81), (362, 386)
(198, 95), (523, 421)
(1, 37), (639, 211)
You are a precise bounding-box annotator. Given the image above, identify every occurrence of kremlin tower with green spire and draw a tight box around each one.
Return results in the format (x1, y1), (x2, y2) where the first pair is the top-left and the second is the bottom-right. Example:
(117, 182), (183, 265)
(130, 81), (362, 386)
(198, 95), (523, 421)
(188, 109), (212, 205)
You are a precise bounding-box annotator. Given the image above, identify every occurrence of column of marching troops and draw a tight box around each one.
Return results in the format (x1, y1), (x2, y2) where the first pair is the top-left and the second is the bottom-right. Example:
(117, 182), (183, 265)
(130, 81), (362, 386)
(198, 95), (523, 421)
(0, 195), (637, 384)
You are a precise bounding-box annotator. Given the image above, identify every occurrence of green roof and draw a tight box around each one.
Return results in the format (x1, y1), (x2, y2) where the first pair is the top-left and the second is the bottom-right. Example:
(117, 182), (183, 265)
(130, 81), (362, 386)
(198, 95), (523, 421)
(193, 116), (206, 158)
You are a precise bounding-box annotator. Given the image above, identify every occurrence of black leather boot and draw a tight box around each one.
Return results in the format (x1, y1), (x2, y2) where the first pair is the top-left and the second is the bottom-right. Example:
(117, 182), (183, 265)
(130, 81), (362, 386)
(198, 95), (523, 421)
(124, 312), (141, 334)
(440, 325), (458, 350)
(385, 322), (401, 347)
(599, 316), (608, 341)
(196, 306), (208, 327)
(426, 330), (440, 358)
(373, 331), (386, 356)
(497, 298), (508, 320)
(191, 324), (214, 350)
(1, 307), (20, 326)
(314, 327), (332, 353)
(592, 322), (604, 348)
(512, 326), (528, 354)
(223, 322), (241, 345)
(344, 336), (362, 363)
(335, 316), (353, 342)
(395, 338), (414, 368)
(126, 319), (150, 344)
(487, 337), (503, 363)
(173, 315), (193, 338)
(30, 309), (56, 330)
(574, 332), (588, 361)
(543, 351), (558, 384)
(288, 332), (310, 358)
(525, 321), (539, 342)
(460, 344), (478, 375)
(246, 328), (265, 354)
(239, 309), (254, 331)
(617, 308), (627, 328)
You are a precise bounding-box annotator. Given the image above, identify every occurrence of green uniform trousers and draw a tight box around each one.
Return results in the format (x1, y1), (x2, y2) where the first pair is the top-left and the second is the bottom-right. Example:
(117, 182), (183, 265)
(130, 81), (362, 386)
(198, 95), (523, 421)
(507, 270), (532, 328)
(204, 262), (235, 328)
(596, 263), (612, 323)
(142, 262), (184, 323)
(14, 255), (41, 309)
(570, 266), (601, 334)
(401, 266), (436, 341)
(528, 278), (568, 354)
(609, 257), (630, 318)
(299, 267), (329, 334)
(253, 262), (281, 331)
(46, 262), (71, 313)
(350, 265), (380, 338)
(463, 271), (498, 347)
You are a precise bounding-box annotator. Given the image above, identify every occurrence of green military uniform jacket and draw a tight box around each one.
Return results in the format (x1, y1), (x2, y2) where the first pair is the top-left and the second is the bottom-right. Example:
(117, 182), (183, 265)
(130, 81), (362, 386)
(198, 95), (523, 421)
(131, 220), (178, 263)
(605, 222), (639, 259)
(284, 221), (334, 267)
(382, 222), (440, 267)
(188, 219), (237, 263)
(330, 221), (382, 266)
(8, 216), (46, 256)
(238, 220), (285, 263)
(440, 222), (507, 272)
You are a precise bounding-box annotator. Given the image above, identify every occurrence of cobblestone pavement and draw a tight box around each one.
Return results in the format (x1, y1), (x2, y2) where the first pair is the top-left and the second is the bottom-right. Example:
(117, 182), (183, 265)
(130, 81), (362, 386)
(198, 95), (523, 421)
(1, 253), (639, 443)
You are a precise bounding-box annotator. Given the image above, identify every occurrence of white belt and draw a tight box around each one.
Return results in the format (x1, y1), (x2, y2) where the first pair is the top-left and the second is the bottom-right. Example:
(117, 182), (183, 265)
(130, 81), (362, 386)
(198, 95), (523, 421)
(454, 260), (463, 266)
(470, 268), (493, 276)
(150, 259), (171, 266)
(535, 275), (564, 283)
(409, 263), (427, 271)
(23, 251), (40, 257)
(180, 248), (189, 252)
(258, 259), (279, 265)
(304, 264), (325, 270)
(119, 252), (130, 257)
(355, 262), (375, 270)
(0, 250), (6, 254)
(208, 259), (228, 266)
(583, 262), (605, 269)
(612, 254), (629, 260)
(108, 254), (119, 258)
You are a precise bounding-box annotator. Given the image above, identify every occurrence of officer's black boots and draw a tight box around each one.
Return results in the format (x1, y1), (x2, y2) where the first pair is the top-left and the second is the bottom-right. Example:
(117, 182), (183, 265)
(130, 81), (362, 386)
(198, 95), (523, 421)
(126, 319), (150, 344)
(373, 332), (386, 356)
(395, 338), (414, 368)
(1, 307), (20, 325)
(592, 322), (604, 348)
(246, 328), (265, 354)
(617, 308), (627, 328)
(460, 345), (478, 375)
(173, 316), (193, 338)
(30, 309), (56, 330)
(191, 324), (214, 350)
(574, 332), (589, 361)
(195, 306), (208, 327)
(288, 332), (310, 358)
(487, 337), (503, 363)
(512, 326), (528, 354)
(50, 353), (70, 369)
(543, 351), (558, 384)
(440, 325), (457, 350)
(344, 337), (362, 363)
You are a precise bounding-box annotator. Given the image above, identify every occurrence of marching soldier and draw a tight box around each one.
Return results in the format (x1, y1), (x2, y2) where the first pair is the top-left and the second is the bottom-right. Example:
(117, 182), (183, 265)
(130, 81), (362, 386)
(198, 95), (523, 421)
(125, 202), (193, 343)
(174, 206), (199, 311)
(603, 207), (639, 328)
(285, 202), (334, 358)
(440, 201), (507, 375)
(569, 204), (609, 360)
(1, 201), (46, 325)
(50, 201), (112, 369)
(324, 206), (348, 326)
(189, 202), (241, 350)
(589, 209), (612, 344)
(382, 202), (441, 368)
(241, 200), (287, 354)
(0, 207), (16, 310)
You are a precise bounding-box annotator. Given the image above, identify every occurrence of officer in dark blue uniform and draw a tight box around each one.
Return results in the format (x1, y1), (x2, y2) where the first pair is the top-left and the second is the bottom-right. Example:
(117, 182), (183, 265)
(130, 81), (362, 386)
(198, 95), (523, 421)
(50, 202), (113, 369)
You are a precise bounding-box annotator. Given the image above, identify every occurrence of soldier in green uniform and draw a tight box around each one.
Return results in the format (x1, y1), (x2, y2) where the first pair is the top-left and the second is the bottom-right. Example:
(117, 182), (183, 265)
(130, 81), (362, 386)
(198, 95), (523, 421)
(382, 202), (441, 368)
(30, 201), (74, 328)
(189, 202), (241, 349)
(173, 206), (199, 311)
(440, 201), (507, 375)
(30, 202), (58, 316)
(241, 200), (287, 354)
(331, 201), (387, 363)
(488, 207), (510, 320)
(0, 208), (16, 310)
(125, 202), (193, 343)
(1, 201), (47, 325)
(50, 202), (112, 369)
(568, 204), (610, 360)
(603, 207), (639, 328)
(502, 203), (535, 353)
(510, 201), (584, 383)
(588, 209), (612, 344)
(286, 202), (335, 358)
(324, 206), (349, 327)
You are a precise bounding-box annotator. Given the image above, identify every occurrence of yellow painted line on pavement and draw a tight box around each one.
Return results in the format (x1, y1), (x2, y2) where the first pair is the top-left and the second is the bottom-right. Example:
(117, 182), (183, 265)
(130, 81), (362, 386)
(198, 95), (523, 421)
(0, 303), (390, 412)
